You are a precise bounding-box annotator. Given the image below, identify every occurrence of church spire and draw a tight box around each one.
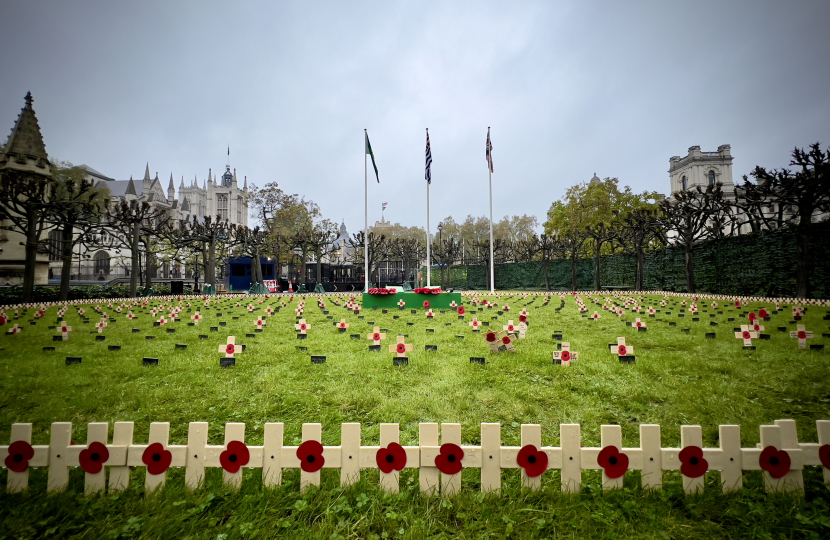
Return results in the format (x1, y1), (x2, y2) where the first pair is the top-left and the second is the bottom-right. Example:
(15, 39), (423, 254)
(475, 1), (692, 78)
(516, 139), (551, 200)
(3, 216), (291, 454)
(167, 173), (175, 202)
(243, 175), (247, 191)
(179, 176), (185, 190)
(0, 92), (51, 176)
(143, 162), (151, 183)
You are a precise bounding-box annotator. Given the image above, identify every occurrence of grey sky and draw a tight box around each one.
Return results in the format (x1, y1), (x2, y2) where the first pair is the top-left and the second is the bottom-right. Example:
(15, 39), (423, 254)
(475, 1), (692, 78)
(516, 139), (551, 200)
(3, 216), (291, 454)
(2, 1), (828, 234)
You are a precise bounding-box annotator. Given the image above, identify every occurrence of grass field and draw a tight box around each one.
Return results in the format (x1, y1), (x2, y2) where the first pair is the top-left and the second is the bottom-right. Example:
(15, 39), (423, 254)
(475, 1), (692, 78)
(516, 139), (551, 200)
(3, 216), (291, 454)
(1, 291), (830, 539)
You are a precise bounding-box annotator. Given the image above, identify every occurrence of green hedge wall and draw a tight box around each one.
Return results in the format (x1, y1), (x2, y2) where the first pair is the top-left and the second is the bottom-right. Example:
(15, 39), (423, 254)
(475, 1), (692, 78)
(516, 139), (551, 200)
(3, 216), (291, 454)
(434, 222), (830, 298)
(0, 284), (195, 305)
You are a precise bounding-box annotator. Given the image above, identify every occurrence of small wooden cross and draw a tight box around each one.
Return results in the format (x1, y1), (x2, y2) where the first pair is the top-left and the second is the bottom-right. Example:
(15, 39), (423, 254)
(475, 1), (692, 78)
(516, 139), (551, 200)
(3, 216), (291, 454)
(295, 319), (311, 335)
(592, 311), (601, 321)
(57, 323), (72, 341)
(8, 324), (20, 334)
(516, 321), (528, 339)
(751, 321), (764, 333)
(789, 324), (814, 349)
(254, 316), (266, 329)
(157, 316), (167, 326)
(634, 318), (646, 329)
(397, 299), (406, 309)
(734, 324), (758, 346)
(295, 307), (304, 317)
(469, 317), (481, 331)
(389, 335), (413, 357)
(503, 320), (517, 334)
(219, 336), (242, 358)
(426, 309), (435, 318)
(497, 331), (516, 352)
(96, 320), (107, 333)
(367, 326), (386, 345)
(337, 319), (350, 331)
(553, 342), (578, 366)
(192, 312), (202, 324)
(610, 337), (633, 357)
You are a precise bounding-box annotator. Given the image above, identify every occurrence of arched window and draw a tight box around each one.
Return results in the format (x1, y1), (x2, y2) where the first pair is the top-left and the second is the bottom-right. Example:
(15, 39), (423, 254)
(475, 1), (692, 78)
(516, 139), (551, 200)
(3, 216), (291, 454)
(708, 170), (716, 186)
(217, 194), (228, 220)
(237, 196), (242, 223)
(48, 230), (63, 261)
(93, 250), (111, 277)
(681, 176), (688, 191)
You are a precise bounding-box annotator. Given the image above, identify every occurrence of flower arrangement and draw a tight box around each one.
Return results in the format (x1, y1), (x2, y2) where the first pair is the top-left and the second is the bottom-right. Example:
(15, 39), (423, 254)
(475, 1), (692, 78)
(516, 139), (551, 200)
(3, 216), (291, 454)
(367, 288), (397, 295)
(412, 288), (443, 295)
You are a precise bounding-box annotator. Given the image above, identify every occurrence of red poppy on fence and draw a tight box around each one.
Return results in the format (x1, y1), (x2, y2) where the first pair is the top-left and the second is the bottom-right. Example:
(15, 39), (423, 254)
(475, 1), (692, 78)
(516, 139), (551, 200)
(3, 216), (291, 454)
(4, 440), (34, 472)
(79, 441), (109, 474)
(678, 446), (708, 478)
(220, 440), (251, 474)
(434, 443), (464, 475)
(759, 446), (791, 479)
(597, 445), (628, 479)
(142, 442), (173, 475)
(297, 440), (325, 472)
(376, 442), (407, 473)
(516, 444), (547, 477)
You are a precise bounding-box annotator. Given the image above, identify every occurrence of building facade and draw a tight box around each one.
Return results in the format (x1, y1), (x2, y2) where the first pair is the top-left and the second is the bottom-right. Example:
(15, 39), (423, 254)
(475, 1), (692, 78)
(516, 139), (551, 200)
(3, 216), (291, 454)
(668, 145), (734, 197)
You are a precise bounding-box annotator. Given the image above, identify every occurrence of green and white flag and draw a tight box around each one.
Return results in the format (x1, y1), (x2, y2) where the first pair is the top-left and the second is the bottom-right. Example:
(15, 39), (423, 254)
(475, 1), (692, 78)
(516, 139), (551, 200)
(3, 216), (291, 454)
(365, 130), (379, 183)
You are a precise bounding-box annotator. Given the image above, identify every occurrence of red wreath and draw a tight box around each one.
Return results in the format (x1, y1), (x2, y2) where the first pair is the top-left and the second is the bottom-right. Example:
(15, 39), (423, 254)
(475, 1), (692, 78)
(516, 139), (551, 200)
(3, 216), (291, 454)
(561, 350), (571, 362)
(226, 344), (235, 355)
(516, 444), (547, 477)
(79, 441), (109, 474)
(434, 443), (464, 475)
(4, 440), (34, 473)
(296, 440), (325, 472)
(759, 446), (791, 479)
(617, 345), (628, 356)
(457, 306), (466, 315)
(376, 442), (407, 474)
(597, 445), (628, 479)
(220, 440), (250, 474)
(142, 442), (173, 475)
(678, 446), (708, 478)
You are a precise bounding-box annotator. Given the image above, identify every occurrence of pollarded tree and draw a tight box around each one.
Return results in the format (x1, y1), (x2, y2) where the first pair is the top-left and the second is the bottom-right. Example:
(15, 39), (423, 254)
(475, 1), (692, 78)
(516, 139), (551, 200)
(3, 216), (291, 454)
(748, 143), (830, 298)
(234, 226), (269, 286)
(658, 183), (726, 294)
(348, 231), (389, 287)
(544, 200), (590, 291)
(46, 162), (110, 300)
(615, 207), (664, 291)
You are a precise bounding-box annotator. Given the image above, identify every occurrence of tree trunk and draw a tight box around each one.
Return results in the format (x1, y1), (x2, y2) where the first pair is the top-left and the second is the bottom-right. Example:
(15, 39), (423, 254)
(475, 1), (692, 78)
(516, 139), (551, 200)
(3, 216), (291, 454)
(542, 259), (551, 291)
(635, 247), (645, 292)
(58, 225), (74, 301)
(22, 208), (41, 302)
(316, 256), (322, 288)
(206, 235), (216, 286)
(684, 243), (696, 294)
(129, 223), (140, 297)
(570, 253), (578, 291)
(594, 242), (602, 291)
(795, 217), (811, 298)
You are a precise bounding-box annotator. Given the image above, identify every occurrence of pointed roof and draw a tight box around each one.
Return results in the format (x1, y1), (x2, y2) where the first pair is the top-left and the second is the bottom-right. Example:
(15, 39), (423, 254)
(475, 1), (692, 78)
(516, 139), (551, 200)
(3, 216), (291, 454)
(181, 196), (191, 212)
(143, 162), (151, 181)
(179, 176), (185, 190)
(126, 177), (137, 196)
(243, 175), (247, 190)
(168, 173), (175, 192)
(0, 92), (51, 175)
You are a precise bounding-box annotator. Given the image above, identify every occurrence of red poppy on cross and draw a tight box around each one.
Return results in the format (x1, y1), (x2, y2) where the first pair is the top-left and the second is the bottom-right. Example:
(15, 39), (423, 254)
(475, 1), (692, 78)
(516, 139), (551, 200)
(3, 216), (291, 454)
(96, 320), (107, 333)
(734, 324), (759, 346)
(469, 317), (481, 331)
(553, 342), (578, 366)
(218, 336), (242, 358)
(389, 335), (413, 357)
(610, 337), (634, 358)
(367, 326), (386, 345)
(789, 324), (814, 349)
(57, 324), (72, 341)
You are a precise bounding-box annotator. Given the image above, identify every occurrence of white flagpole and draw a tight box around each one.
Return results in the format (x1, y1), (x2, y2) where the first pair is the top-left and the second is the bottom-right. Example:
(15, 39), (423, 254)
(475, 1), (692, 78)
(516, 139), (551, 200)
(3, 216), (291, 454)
(426, 180), (431, 288)
(488, 127), (494, 294)
(364, 130), (369, 293)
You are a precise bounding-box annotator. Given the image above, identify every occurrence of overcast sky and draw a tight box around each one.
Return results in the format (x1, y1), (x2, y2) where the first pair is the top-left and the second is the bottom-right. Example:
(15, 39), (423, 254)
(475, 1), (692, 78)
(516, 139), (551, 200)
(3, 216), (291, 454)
(2, 1), (828, 233)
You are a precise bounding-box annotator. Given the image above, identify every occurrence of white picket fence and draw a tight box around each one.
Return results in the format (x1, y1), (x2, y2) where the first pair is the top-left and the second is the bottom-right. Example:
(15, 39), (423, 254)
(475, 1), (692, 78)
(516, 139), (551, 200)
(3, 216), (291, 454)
(3, 419), (829, 497)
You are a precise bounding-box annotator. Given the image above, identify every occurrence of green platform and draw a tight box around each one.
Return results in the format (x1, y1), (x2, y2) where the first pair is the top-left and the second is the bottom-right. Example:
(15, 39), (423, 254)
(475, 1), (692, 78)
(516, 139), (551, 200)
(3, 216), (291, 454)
(361, 291), (462, 310)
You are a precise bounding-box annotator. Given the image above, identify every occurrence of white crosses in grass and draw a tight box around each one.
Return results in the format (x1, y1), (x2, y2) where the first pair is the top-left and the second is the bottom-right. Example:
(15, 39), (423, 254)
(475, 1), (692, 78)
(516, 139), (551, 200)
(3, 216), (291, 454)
(337, 319), (349, 331)
(295, 319), (311, 335)
(219, 336), (242, 358)
(58, 323), (72, 341)
(789, 325), (814, 349)
(634, 318), (646, 329)
(367, 327), (386, 345)
(592, 311), (601, 321)
(254, 317), (266, 329)
(503, 320), (516, 334)
(191, 312), (202, 324)
(610, 337), (633, 358)
(8, 324), (21, 334)
(397, 299), (405, 309)
(469, 317), (481, 331)
(516, 322), (528, 339)
(389, 335), (413, 357)
(426, 309), (435, 318)
(735, 325), (759, 346)
(553, 342), (578, 366)
(96, 320), (107, 333)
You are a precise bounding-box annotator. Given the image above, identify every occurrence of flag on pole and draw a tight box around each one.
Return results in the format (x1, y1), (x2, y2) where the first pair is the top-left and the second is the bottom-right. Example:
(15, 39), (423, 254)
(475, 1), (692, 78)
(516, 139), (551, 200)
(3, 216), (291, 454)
(486, 127), (493, 173)
(425, 128), (432, 184)
(365, 131), (379, 183)
(382, 202), (388, 210)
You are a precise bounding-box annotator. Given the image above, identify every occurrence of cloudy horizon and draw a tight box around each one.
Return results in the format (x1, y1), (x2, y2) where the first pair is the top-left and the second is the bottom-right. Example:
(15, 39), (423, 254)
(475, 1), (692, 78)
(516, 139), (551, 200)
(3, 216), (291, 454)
(1, 0), (828, 232)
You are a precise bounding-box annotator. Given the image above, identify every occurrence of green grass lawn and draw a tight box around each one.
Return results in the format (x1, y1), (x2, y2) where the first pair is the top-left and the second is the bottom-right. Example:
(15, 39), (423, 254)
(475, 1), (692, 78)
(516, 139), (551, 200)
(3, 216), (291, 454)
(1, 292), (830, 539)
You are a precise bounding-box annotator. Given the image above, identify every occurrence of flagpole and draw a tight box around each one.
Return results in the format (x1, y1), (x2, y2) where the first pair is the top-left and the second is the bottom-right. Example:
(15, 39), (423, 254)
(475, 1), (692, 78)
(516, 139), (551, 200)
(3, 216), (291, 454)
(364, 129), (369, 293)
(488, 127), (494, 294)
(426, 179), (431, 288)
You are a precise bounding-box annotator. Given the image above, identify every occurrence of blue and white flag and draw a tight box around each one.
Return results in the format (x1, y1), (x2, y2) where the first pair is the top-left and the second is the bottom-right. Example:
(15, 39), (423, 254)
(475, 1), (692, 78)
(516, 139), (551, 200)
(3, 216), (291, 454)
(425, 128), (432, 184)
